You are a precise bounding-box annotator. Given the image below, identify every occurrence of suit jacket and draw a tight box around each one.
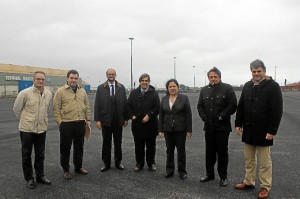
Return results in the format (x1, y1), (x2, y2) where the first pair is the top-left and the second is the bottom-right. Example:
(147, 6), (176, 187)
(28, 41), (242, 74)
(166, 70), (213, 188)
(94, 80), (128, 126)
(158, 94), (192, 132)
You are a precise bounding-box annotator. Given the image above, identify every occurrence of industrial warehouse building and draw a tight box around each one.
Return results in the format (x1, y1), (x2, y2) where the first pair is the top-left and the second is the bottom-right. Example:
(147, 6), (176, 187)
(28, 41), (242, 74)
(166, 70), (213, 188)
(0, 63), (90, 97)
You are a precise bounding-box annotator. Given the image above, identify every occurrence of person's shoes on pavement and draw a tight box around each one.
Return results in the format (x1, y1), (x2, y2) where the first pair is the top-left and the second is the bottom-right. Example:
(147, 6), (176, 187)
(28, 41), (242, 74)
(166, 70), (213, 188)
(36, 176), (51, 185)
(75, 168), (89, 175)
(64, 171), (72, 180)
(200, 175), (215, 183)
(258, 187), (269, 199)
(219, 178), (228, 187)
(27, 179), (36, 189)
(235, 182), (255, 190)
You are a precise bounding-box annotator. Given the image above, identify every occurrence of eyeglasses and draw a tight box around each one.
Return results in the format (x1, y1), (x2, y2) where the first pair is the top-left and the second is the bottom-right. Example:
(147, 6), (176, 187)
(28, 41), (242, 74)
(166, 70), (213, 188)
(35, 78), (45, 81)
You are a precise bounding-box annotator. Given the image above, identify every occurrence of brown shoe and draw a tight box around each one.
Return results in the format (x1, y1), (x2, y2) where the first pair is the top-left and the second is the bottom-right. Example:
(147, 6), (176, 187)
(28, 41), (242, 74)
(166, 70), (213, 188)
(75, 168), (89, 175)
(235, 182), (255, 190)
(258, 188), (269, 199)
(64, 172), (72, 180)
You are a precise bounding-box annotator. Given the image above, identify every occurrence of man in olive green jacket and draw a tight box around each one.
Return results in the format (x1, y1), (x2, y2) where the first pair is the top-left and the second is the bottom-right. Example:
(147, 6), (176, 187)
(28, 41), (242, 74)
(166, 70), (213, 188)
(13, 71), (52, 189)
(53, 69), (91, 180)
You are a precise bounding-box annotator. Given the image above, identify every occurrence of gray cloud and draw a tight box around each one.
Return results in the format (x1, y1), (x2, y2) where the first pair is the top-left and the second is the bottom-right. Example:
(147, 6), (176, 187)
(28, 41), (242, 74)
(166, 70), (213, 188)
(1, 0), (299, 88)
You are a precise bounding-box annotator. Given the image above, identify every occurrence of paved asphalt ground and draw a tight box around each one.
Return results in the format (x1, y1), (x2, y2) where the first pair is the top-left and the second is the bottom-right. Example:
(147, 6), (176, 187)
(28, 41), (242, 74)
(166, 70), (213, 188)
(0, 92), (299, 199)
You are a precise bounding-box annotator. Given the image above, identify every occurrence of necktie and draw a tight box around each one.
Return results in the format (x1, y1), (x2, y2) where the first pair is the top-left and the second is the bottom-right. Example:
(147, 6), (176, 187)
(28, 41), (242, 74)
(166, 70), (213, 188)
(142, 90), (145, 96)
(111, 85), (114, 96)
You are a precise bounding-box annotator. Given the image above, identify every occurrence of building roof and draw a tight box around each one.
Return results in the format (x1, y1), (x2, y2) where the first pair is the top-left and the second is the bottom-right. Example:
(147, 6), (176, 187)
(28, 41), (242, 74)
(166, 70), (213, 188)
(0, 63), (68, 76)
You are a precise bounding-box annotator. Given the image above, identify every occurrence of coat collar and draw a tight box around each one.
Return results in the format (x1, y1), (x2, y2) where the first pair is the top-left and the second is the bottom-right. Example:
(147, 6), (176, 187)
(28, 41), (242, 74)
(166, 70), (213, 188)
(63, 84), (82, 89)
(103, 80), (121, 88)
(166, 94), (182, 110)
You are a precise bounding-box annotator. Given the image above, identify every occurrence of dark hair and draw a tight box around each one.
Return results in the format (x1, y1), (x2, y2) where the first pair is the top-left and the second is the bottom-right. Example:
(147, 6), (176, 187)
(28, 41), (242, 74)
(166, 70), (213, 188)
(139, 73), (150, 82)
(250, 59), (266, 71)
(207, 67), (221, 77)
(165, 79), (179, 95)
(33, 71), (46, 78)
(67, 69), (79, 77)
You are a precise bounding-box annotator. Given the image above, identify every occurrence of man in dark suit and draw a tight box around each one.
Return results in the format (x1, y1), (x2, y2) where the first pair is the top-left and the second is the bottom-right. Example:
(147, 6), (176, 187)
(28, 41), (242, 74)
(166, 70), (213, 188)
(197, 67), (237, 187)
(127, 73), (160, 172)
(94, 68), (128, 172)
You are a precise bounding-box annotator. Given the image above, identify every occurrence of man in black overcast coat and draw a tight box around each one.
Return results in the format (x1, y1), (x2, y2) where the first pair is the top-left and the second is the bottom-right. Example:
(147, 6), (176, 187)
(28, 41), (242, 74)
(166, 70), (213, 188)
(127, 73), (160, 172)
(235, 59), (283, 199)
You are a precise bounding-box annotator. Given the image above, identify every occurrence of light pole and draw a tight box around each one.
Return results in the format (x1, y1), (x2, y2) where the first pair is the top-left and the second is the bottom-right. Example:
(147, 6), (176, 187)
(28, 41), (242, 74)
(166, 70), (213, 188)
(204, 71), (207, 86)
(129, 38), (134, 91)
(193, 66), (196, 91)
(274, 66), (277, 81)
(173, 57), (176, 79)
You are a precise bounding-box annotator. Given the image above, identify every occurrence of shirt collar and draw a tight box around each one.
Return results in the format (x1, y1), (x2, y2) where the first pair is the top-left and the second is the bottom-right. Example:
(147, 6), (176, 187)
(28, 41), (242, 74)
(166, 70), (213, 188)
(108, 82), (115, 87)
(141, 87), (149, 92)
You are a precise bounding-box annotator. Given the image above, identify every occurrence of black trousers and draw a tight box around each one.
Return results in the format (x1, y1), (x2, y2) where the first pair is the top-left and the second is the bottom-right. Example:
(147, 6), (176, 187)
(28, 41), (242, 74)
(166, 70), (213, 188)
(204, 129), (230, 179)
(102, 124), (123, 166)
(134, 136), (156, 167)
(59, 121), (85, 172)
(20, 131), (46, 181)
(164, 131), (187, 175)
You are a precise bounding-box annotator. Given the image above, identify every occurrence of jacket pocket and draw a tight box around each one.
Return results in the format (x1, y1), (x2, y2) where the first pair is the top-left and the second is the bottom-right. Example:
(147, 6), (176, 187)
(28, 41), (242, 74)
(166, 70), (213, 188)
(216, 94), (227, 106)
(25, 100), (37, 113)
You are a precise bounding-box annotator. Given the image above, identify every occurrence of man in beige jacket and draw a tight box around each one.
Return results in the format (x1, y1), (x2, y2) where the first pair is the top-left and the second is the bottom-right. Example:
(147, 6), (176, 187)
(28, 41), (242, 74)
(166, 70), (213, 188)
(53, 69), (91, 180)
(13, 71), (52, 189)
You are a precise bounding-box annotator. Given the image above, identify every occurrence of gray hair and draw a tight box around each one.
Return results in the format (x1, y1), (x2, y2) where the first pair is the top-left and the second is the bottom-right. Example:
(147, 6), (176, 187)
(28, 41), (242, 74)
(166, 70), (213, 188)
(250, 59), (266, 71)
(139, 73), (151, 82)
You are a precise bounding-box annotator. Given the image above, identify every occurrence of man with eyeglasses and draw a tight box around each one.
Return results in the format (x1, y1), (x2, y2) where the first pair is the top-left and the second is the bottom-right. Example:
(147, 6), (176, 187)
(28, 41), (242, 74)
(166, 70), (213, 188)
(94, 68), (128, 172)
(53, 69), (91, 180)
(127, 73), (160, 172)
(13, 71), (52, 189)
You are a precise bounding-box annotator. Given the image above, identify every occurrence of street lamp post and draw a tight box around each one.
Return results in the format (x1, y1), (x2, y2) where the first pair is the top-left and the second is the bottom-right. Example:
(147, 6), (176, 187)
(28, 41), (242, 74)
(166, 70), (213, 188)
(204, 71), (207, 86)
(173, 57), (176, 79)
(193, 66), (196, 91)
(129, 38), (134, 91)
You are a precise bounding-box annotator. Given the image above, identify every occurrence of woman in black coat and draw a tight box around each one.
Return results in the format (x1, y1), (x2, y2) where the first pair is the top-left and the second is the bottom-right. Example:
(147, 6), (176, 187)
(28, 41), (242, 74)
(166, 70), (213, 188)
(127, 74), (160, 172)
(158, 79), (192, 179)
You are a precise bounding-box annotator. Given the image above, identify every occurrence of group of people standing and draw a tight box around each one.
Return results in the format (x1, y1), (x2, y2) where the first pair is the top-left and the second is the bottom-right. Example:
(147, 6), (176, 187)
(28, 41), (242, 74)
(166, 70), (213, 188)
(13, 59), (282, 199)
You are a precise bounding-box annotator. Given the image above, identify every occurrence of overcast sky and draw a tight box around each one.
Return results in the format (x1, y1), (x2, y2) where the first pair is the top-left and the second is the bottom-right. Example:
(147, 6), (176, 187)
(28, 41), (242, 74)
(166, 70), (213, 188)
(1, 0), (300, 88)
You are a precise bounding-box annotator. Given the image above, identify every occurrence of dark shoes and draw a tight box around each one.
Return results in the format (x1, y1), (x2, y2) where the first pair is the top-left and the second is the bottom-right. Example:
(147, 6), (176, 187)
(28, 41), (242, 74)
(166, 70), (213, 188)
(101, 165), (111, 172)
(165, 172), (174, 178)
(27, 179), (36, 189)
(148, 164), (156, 172)
(36, 176), (51, 185)
(115, 164), (125, 170)
(27, 177), (50, 188)
(180, 174), (187, 179)
(75, 168), (89, 175)
(134, 165), (143, 172)
(258, 187), (269, 199)
(219, 178), (228, 187)
(235, 182), (255, 190)
(64, 171), (72, 180)
(200, 176), (215, 183)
